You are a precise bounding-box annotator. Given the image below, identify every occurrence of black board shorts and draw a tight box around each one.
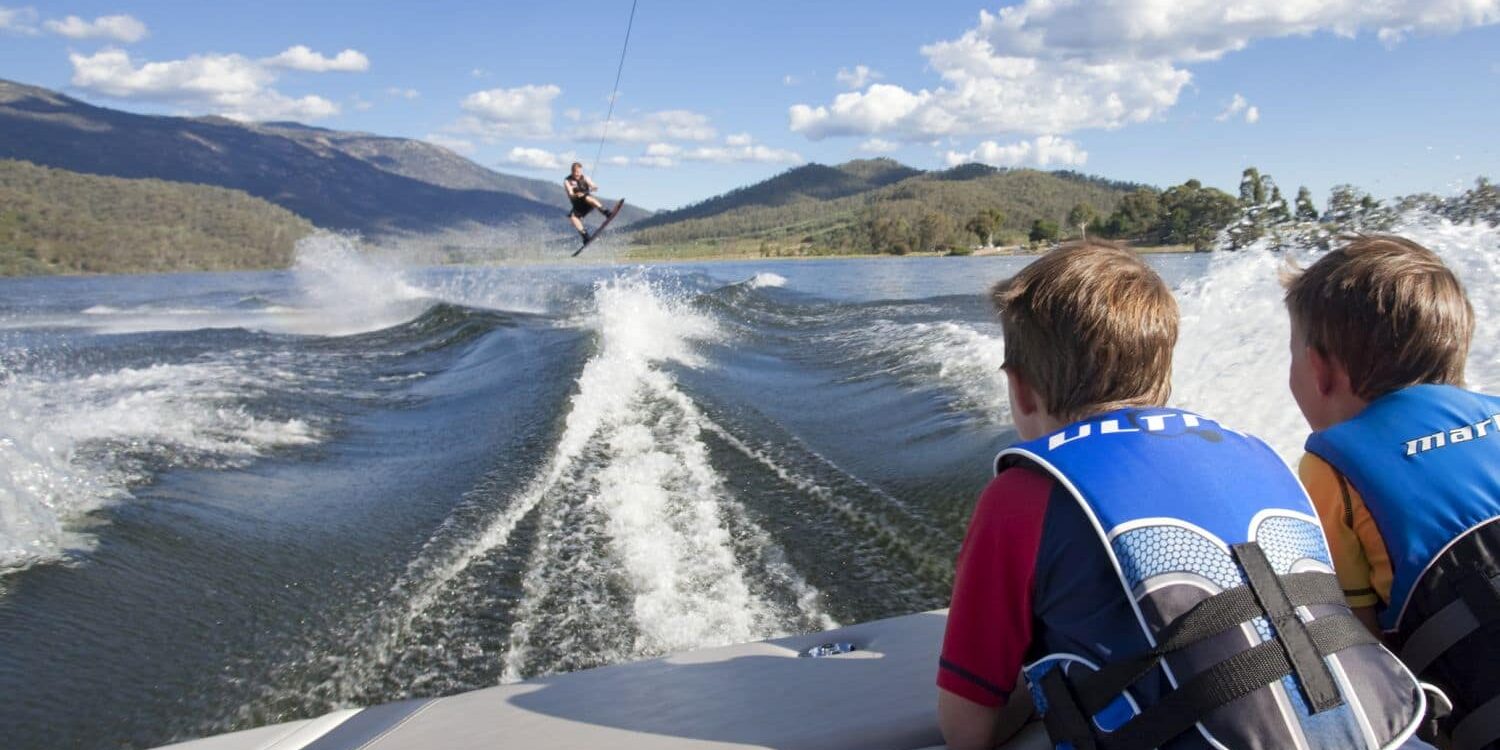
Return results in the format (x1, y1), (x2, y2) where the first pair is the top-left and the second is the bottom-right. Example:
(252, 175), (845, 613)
(569, 197), (595, 219)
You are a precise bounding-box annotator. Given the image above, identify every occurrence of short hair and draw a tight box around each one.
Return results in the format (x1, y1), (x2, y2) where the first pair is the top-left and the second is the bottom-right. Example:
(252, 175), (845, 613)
(570, 162), (583, 170)
(1283, 234), (1473, 400)
(991, 239), (1178, 422)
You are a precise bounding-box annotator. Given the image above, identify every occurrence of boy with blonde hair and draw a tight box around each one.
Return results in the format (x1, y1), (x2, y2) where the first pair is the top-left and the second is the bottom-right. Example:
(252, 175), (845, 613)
(939, 239), (1426, 749)
(1286, 235), (1500, 749)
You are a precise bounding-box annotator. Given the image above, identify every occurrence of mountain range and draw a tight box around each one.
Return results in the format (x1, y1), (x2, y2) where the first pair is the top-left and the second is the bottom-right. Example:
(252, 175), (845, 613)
(630, 158), (1147, 254)
(0, 79), (648, 237)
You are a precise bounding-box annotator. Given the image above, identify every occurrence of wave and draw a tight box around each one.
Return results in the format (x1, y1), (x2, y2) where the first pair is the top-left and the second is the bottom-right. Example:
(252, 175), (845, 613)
(0, 359), (320, 573)
(1173, 215), (1500, 461)
(9, 234), (563, 338)
(747, 272), (787, 289)
(305, 274), (831, 702)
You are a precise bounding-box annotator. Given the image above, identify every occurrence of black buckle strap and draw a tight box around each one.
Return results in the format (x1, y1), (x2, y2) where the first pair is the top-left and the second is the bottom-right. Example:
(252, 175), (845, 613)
(1037, 544), (1369, 750)
(1399, 571), (1500, 675)
(1456, 566), (1500, 625)
(1061, 571), (1346, 719)
(1040, 667), (1098, 750)
(1232, 542), (1344, 712)
(1096, 615), (1376, 750)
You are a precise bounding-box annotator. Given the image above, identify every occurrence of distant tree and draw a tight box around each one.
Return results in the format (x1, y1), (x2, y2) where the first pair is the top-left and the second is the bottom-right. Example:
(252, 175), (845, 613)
(1239, 167), (1266, 206)
(1029, 218), (1061, 243)
(1324, 184), (1392, 230)
(1160, 179), (1240, 250)
(1099, 188), (1161, 239)
(1264, 181), (1290, 225)
(964, 208), (1005, 246)
(1394, 193), (1444, 216)
(1445, 177), (1500, 225)
(1066, 202), (1097, 237)
(1294, 186), (1319, 222)
(917, 211), (955, 252)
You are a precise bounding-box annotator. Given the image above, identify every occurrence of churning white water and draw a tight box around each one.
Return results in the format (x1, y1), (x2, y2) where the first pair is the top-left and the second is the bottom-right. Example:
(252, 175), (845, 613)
(1173, 216), (1500, 461)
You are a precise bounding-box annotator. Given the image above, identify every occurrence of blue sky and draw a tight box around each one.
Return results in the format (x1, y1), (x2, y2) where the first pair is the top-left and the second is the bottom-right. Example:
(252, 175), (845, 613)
(1, 0), (1497, 211)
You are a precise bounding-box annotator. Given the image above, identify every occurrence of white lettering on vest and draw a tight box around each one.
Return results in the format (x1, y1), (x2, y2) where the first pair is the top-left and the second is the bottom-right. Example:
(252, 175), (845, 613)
(1049, 423), (1092, 450)
(1405, 415), (1498, 456)
(1045, 413), (1213, 451)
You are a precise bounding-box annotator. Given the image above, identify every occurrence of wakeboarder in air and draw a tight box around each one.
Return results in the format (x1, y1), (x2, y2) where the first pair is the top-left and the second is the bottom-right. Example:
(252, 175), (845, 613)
(564, 162), (622, 247)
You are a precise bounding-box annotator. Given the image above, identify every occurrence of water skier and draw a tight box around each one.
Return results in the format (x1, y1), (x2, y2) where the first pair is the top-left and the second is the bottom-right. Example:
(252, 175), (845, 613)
(564, 162), (618, 244)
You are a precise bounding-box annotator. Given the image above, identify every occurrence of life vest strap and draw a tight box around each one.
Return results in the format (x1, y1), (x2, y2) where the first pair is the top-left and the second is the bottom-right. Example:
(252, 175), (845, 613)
(1047, 615), (1377, 750)
(1056, 571), (1348, 718)
(1453, 691), (1500, 750)
(1038, 545), (1374, 750)
(1232, 542), (1345, 711)
(1399, 571), (1500, 675)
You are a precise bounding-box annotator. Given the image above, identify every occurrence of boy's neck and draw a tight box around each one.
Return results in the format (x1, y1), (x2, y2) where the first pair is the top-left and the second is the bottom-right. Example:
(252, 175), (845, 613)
(1020, 404), (1159, 441)
(1306, 388), (1369, 432)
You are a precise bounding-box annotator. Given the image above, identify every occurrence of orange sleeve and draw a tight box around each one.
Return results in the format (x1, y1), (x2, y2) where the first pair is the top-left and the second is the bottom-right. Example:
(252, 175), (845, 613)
(1298, 452), (1393, 609)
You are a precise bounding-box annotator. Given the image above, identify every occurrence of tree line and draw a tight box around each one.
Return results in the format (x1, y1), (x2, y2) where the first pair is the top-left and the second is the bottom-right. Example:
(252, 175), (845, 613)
(957, 169), (1499, 253)
(0, 159), (314, 275)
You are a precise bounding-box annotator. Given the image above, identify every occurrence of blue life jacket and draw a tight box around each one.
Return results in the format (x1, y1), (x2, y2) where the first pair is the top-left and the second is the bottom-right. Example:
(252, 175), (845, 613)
(1306, 385), (1500, 630)
(998, 407), (1425, 750)
(1306, 384), (1500, 747)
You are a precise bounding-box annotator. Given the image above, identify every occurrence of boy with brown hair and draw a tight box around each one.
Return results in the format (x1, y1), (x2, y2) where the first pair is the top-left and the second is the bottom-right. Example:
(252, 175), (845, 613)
(1285, 234), (1500, 749)
(939, 239), (1426, 750)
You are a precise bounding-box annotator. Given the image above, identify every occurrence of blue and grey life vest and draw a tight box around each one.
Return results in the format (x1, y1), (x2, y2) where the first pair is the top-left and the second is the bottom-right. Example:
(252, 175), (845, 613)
(998, 407), (1425, 750)
(1307, 385), (1500, 749)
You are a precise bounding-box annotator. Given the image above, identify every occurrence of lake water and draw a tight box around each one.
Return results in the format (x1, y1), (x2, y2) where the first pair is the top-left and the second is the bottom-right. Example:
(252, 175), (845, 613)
(0, 218), (1495, 749)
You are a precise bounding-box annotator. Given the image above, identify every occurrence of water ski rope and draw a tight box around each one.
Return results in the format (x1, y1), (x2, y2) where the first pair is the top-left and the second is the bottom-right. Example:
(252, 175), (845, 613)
(591, 0), (639, 176)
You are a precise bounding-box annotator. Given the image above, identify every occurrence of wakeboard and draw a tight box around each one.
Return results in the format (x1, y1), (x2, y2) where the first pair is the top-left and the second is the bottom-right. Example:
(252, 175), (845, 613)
(573, 199), (626, 257)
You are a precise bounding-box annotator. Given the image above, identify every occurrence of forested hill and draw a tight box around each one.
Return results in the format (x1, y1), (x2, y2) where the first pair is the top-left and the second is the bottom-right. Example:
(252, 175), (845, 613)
(629, 161), (1146, 253)
(0, 79), (648, 237)
(0, 159), (314, 275)
(631, 158), (921, 228)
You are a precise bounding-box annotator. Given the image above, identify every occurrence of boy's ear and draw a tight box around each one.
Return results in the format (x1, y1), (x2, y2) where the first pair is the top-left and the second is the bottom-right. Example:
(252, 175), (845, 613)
(1306, 346), (1347, 397)
(1003, 366), (1040, 417)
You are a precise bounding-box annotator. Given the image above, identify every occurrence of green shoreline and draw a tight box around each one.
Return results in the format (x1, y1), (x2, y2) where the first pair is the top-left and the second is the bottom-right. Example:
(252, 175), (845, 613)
(621, 241), (1198, 263)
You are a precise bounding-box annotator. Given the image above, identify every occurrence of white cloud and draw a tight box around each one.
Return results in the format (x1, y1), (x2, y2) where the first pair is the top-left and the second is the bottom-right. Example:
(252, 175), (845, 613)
(0, 5), (38, 34)
(682, 143), (804, 164)
(564, 107), (582, 121)
(68, 48), (342, 121)
(783, 74), (800, 86)
(1216, 93), (1260, 124)
(944, 135), (1088, 168)
(859, 138), (900, 153)
(502, 146), (577, 171)
(571, 109), (716, 143)
(835, 64), (882, 89)
(612, 136), (804, 168)
(471, 68), (488, 78)
(385, 87), (420, 99)
(636, 154), (677, 168)
(264, 45), (369, 73)
(422, 134), (476, 155)
(44, 13), (147, 42)
(790, 1), (1500, 141)
(457, 84), (562, 139)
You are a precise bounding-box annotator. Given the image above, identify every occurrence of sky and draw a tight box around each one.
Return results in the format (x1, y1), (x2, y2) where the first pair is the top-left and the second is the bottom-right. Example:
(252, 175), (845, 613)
(1, 0), (1497, 211)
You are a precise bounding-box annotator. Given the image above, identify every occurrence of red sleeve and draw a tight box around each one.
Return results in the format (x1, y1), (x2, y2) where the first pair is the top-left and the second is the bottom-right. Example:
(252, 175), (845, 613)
(937, 466), (1052, 707)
